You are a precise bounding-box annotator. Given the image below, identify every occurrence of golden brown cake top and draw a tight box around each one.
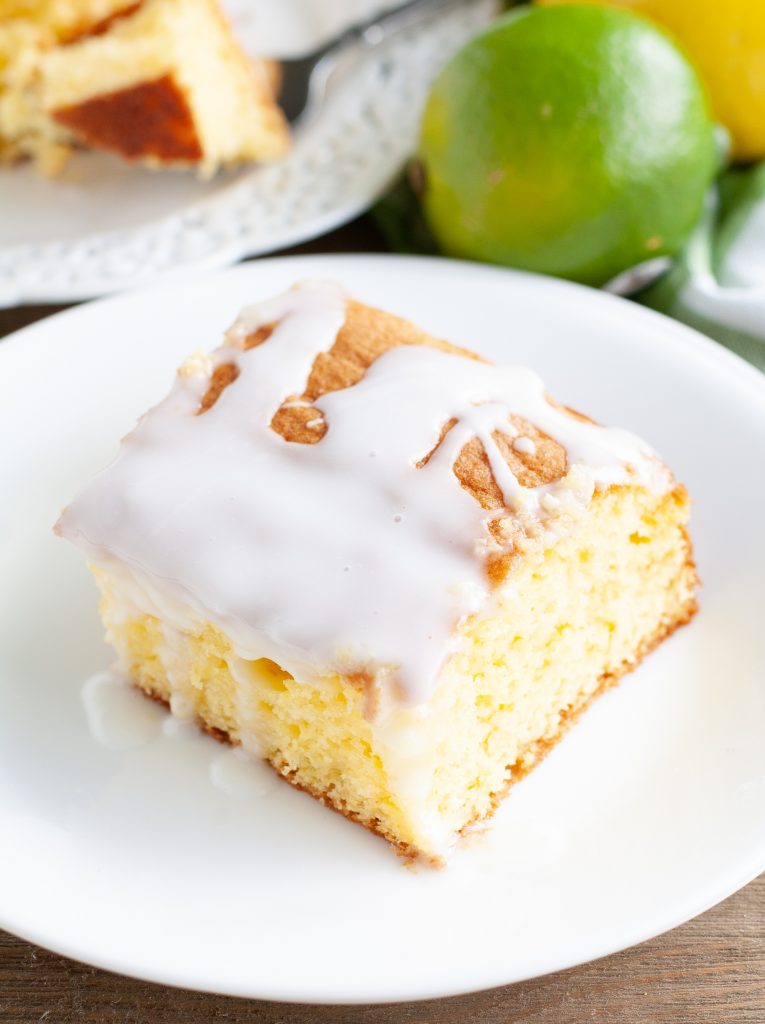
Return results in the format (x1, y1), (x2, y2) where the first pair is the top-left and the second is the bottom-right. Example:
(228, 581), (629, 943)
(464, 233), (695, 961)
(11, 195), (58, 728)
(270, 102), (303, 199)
(204, 298), (576, 509)
(57, 282), (670, 703)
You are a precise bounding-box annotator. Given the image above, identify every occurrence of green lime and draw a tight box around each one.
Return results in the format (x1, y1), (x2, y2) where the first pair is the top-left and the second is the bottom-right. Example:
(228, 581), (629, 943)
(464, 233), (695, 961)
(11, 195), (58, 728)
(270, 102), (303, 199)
(417, 5), (718, 287)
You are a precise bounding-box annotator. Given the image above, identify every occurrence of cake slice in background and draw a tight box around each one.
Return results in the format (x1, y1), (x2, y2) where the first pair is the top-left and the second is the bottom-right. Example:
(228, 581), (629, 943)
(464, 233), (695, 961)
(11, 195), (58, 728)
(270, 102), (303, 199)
(56, 282), (698, 864)
(0, 0), (289, 175)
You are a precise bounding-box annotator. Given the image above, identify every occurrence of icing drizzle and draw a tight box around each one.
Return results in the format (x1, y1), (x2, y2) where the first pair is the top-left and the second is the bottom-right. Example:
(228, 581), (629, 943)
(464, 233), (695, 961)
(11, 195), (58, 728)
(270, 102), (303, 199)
(58, 282), (668, 705)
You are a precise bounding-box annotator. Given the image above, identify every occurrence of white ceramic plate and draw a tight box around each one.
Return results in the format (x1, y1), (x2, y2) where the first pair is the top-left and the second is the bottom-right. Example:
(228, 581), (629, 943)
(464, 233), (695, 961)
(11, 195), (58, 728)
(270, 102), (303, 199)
(1, 254), (764, 1003)
(0, 1), (495, 307)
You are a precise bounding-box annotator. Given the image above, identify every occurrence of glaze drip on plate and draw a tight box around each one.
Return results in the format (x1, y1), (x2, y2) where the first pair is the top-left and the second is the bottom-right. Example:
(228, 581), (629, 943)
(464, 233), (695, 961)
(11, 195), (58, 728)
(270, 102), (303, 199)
(57, 281), (668, 704)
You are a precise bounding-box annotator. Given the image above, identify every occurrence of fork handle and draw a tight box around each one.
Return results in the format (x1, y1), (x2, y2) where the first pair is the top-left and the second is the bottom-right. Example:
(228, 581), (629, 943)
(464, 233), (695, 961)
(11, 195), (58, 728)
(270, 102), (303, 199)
(321, 0), (477, 58)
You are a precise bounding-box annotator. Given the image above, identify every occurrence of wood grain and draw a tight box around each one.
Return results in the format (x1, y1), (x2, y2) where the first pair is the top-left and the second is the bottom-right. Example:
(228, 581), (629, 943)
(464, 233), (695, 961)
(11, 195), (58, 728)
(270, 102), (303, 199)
(2, 217), (763, 1023)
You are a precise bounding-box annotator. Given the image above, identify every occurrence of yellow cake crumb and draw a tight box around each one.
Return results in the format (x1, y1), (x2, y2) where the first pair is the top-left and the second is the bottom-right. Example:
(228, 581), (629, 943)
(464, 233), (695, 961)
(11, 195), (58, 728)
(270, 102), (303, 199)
(94, 484), (696, 862)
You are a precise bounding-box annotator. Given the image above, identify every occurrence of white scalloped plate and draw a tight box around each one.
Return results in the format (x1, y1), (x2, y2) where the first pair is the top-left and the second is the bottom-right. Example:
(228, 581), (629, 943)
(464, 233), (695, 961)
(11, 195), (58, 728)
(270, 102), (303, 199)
(0, 0), (495, 307)
(1, 255), (765, 1003)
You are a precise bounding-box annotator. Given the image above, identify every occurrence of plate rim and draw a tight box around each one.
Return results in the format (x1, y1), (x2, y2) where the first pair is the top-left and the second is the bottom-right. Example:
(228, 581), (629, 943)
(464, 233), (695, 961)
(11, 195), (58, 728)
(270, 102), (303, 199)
(3, 250), (765, 398)
(1, 252), (765, 1004)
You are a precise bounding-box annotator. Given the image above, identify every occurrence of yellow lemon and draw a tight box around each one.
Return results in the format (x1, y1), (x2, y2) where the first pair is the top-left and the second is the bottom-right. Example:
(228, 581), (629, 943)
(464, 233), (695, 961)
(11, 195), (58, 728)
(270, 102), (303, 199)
(540, 0), (765, 160)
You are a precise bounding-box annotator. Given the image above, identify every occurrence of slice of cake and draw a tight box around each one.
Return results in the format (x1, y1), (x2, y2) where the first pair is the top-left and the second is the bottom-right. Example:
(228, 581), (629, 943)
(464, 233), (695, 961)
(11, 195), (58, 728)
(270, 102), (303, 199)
(56, 282), (697, 864)
(0, 0), (289, 175)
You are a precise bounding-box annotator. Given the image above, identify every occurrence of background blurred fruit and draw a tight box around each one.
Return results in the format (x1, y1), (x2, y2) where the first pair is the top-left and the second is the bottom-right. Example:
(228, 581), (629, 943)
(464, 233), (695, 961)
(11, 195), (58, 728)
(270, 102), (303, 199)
(539, 0), (765, 162)
(417, 4), (718, 287)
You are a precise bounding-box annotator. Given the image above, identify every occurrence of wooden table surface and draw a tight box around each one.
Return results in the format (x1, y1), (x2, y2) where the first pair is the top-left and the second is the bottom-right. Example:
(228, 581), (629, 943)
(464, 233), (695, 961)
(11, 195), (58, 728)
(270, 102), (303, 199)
(1, 218), (763, 1024)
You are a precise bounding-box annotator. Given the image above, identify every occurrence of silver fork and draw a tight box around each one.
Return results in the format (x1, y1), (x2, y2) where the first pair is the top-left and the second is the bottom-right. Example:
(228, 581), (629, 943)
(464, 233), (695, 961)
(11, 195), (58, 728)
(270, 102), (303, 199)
(278, 0), (480, 125)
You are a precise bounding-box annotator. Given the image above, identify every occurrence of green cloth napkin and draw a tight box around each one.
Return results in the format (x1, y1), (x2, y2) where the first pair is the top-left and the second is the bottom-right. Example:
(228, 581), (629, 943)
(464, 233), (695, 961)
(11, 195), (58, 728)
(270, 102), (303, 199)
(374, 165), (765, 372)
(639, 164), (765, 372)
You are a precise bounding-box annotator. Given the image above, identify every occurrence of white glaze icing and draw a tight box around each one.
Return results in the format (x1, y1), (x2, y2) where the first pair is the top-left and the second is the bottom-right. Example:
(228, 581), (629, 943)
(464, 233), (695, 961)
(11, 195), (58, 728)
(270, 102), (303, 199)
(81, 667), (164, 750)
(513, 436), (537, 456)
(59, 282), (669, 706)
(81, 664), (278, 803)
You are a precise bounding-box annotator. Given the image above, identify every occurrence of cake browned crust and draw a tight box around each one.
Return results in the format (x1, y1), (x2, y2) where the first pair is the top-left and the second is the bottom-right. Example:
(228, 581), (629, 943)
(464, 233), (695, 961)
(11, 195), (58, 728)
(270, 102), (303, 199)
(53, 73), (203, 161)
(202, 298), (579, 547)
(193, 296), (656, 592)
